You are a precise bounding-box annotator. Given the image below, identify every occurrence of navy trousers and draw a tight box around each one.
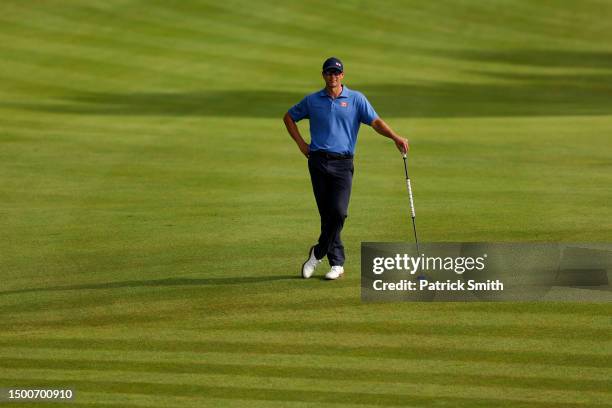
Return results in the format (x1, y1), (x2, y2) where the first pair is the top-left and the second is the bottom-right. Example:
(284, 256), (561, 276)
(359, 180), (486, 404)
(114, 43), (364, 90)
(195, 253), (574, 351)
(308, 153), (354, 266)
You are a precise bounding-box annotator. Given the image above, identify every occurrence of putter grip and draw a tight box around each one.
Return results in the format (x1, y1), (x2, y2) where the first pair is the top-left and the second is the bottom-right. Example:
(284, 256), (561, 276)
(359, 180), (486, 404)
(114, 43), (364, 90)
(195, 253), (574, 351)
(406, 178), (416, 218)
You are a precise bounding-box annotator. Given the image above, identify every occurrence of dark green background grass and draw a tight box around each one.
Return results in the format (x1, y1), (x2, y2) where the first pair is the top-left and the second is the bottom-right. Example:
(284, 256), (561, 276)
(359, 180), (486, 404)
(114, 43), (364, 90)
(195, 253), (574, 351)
(1, 1), (611, 406)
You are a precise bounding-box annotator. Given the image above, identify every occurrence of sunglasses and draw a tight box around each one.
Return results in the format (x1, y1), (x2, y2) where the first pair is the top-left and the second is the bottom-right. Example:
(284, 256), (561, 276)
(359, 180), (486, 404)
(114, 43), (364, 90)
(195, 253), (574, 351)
(323, 70), (342, 76)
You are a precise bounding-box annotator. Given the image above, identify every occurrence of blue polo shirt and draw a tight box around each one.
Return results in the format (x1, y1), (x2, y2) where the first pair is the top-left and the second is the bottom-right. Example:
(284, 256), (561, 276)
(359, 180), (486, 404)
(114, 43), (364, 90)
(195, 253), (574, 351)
(288, 85), (378, 155)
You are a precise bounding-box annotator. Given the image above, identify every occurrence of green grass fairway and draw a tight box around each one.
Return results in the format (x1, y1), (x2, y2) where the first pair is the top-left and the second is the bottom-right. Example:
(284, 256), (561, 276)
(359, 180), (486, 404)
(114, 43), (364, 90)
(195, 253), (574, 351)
(1, 1), (611, 407)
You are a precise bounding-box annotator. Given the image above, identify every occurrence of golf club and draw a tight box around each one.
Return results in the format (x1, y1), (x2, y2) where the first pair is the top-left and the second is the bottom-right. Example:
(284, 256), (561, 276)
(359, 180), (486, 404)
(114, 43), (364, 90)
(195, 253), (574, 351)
(402, 152), (420, 255)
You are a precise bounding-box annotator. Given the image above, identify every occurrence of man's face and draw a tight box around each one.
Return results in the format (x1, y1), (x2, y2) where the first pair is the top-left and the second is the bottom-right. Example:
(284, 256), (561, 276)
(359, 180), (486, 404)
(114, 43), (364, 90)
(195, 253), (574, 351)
(322, 69), (344, 87)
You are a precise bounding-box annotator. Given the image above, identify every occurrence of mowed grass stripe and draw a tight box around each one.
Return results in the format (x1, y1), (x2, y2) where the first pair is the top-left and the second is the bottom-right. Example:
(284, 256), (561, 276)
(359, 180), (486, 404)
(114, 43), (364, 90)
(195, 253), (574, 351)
(144, 1), (535, 80)
(1, 287), (608, 344)
(0, 370), (608, 406)
(0, 1), (318, 51)
(0, 295), (362, 331)
(61, 392), (404, 408)
(0, 5), (229, 50)
(195, 319), (611, 341)
(119, 328), (612, 355)
(0, 279), (353, 316)
(2, 5), (608, 95)
(0, 42), (175, 80)
(0, 26), (221, 76)
(2, 281), (609, 322)
(1, 379), (601, 408)
(0, 337), (607, 368)
(1, 284), (608, 339)
(421, 1), (612, 47)
(0, 58), (145, 94)
(0, 6), (320, 74)
(1, 346), (609, 382)
(0, 357), (609, 393)
(0, 71), (80, 98)
(158, 0), (568, 52)
(3, 306), (607, 341)
(0, 47), (199, 92)
(0, 0), (527, 85)
(3, 108), (611, 147)
(138, 1), (343, 52)
(0, 32), (293, 92)
(3, 299), (609, 339)
(190, 306), (612, 330)
(0, 118), (287, 160)
(64, 0), (416, 55)
(0, 115), (235, 136)
(415, 301), (612, 316)
(151, 0), (611, 48)
(0, 21), (210, 68)
(142, 0), (438, 62)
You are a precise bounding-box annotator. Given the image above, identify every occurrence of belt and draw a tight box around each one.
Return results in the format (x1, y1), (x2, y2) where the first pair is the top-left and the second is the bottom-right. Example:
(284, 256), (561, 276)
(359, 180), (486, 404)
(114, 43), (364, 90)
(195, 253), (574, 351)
(310, 150), (353, 160)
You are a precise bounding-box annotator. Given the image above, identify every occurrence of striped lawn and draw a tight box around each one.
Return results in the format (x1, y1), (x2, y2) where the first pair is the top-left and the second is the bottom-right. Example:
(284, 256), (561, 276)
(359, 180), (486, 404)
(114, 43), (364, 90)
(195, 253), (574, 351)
(1, 0), (611, 407)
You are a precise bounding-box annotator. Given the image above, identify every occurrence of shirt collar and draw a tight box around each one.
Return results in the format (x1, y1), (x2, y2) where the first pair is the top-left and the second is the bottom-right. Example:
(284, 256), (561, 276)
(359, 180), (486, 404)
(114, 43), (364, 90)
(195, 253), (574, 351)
(318, 85), (350, 98)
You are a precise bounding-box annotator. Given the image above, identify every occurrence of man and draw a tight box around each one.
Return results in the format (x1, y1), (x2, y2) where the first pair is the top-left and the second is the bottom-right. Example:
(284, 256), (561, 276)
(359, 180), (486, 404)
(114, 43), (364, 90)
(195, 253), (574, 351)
(283, 57), (409, 280)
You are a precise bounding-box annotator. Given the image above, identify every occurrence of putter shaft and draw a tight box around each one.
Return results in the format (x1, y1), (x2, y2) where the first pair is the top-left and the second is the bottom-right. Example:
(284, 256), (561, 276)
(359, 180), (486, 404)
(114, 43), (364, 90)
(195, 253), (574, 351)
(403, 154), (420, 254)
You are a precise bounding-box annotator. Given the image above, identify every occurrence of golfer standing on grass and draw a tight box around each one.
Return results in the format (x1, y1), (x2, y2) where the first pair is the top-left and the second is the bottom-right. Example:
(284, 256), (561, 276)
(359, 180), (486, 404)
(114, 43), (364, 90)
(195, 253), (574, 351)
(283, 57), (409, 280)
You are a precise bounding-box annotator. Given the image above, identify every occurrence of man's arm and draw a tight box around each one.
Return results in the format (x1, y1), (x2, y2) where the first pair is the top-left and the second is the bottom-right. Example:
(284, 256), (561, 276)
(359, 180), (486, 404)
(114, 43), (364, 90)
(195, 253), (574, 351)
(371, 118), (409, 154)
(283, 112), (310, 158)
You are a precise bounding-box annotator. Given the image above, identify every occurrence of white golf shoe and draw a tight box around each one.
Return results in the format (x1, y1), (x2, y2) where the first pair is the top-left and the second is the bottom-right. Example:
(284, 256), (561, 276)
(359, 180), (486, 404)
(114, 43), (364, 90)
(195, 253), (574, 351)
(301, 246), (322, 279)
(325, 266), (344, 280)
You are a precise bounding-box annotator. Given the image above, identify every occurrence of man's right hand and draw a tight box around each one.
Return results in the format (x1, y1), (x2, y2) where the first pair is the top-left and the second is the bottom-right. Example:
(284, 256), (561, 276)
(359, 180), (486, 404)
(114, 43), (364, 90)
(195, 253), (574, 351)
(393, 136), (409, 155)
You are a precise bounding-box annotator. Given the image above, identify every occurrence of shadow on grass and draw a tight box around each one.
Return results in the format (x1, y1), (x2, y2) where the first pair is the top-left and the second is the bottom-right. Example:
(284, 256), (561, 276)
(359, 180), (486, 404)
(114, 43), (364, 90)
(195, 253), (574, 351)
(6, 78), (612, 118)
(428, 48), (612, 69)
(0, 275), (300, 296)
